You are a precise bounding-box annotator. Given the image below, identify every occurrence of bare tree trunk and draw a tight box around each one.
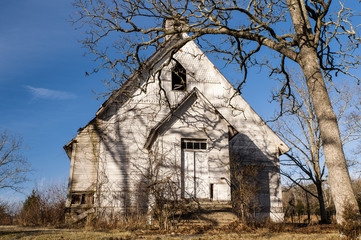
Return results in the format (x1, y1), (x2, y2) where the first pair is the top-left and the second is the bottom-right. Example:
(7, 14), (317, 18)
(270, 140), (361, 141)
(298, 47), (358, 223)
(315, 180), (328, 224)
(305, 192), (310, 224)
(287, 0), (359, 224)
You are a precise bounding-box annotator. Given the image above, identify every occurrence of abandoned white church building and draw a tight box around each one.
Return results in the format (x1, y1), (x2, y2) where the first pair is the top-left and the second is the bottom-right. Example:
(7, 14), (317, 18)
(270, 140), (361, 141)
(64, 29), (289, 223)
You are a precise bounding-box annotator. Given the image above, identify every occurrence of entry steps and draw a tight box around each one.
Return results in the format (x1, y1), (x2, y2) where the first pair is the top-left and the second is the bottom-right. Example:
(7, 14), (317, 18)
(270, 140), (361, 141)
(176, 201), (239, 226)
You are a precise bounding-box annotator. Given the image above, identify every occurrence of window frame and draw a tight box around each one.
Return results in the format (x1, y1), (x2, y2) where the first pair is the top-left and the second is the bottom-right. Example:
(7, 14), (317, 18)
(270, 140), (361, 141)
(181, 139), (208, 151)
(171, 62), (187, 91)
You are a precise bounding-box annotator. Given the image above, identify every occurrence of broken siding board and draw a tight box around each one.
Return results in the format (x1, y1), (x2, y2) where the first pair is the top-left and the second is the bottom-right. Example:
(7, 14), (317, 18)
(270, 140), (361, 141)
(71, 123), (100, 192)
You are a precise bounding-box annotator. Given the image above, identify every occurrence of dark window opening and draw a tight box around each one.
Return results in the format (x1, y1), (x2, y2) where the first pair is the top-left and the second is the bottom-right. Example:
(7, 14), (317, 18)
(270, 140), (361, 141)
(71, 193), (94, 205)
(210, 184), (214, 200)
(172, 62), (186, 90)
(71, 194), (82, 204)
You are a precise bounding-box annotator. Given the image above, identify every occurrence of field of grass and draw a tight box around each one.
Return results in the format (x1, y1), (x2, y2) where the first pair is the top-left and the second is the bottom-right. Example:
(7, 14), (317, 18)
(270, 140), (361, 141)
(0, 224), (339, 240)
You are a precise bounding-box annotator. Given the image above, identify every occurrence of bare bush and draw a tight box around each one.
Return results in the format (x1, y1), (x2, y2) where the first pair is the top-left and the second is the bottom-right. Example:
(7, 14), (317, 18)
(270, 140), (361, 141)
(148, 176), (192, 230)
(0, 200), (16, 225)
(143, 149), (192, 230)
(18, 181), (66, 227)
(231, 159), (261, 223)
(18, 190), (42, 226)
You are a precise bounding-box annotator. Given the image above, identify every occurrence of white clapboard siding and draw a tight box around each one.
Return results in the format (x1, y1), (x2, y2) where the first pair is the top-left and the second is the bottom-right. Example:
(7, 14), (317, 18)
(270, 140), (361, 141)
(71, 123), (99, 192)
(65, 33), (289, 222)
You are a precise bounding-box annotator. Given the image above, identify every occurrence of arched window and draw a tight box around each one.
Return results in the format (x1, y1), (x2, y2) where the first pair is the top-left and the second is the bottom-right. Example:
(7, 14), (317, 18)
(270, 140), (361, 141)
(172, 62), (186, 90)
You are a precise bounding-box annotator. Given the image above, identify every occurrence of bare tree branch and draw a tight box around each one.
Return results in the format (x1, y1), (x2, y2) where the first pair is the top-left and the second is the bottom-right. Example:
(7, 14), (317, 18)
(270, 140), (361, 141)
(0, 129), (30, 192)
(70, 0), (361, 223)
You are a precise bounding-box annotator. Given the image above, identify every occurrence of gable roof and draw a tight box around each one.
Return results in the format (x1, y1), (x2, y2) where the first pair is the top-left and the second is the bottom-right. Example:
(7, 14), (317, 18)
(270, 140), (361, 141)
(66, 32), (289, 156)
(168, 40), (289, 154)
(144, 87), (238, 150)
(96, 34), (185, 117)
(63, 35), (184, 151)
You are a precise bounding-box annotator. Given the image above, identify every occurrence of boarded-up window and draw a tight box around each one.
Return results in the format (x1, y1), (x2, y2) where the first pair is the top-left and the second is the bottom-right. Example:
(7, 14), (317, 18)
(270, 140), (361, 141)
(172, 62), (186, 90)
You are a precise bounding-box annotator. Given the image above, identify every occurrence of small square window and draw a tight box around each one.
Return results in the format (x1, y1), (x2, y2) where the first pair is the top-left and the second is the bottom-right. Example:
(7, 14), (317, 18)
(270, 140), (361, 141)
(194, 142), (200, 149)
(201, 143), (207, 149)
(187, 142), (193, 149)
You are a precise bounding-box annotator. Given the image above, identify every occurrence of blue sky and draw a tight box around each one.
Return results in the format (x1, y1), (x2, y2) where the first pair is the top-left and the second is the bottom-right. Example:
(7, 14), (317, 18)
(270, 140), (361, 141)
(0, 0), (275, 201)
(0, 0), (359, 201)
(0, 0), (108, 200)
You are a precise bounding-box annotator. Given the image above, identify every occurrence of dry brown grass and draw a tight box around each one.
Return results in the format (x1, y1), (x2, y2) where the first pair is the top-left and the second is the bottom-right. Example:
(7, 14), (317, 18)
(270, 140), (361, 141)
(0, 224), (339, 240)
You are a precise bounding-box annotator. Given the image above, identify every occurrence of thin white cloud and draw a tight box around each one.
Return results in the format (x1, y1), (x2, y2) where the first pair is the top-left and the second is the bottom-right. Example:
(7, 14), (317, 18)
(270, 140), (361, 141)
(26, 86), (76, 100)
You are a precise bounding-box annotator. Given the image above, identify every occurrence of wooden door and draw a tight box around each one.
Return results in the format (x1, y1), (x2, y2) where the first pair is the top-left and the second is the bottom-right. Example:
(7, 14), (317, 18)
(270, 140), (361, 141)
(194, 151), (208, 199)
(182, 148), (209, 199)
(184, 151), (195, 198)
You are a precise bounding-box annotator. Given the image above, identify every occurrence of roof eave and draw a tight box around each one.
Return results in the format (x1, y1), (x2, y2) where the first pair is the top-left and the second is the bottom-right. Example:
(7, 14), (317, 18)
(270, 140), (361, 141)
(63, 139), (77, 160)
(144, 87), (239, 150)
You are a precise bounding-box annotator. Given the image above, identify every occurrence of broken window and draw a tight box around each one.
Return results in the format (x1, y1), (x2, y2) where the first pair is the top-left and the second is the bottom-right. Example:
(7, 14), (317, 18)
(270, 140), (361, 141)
(172, 62), (186, 90)
(71, 194), (82, 204)
(71, 192), (94, 205)
(181, 139), (207, 150)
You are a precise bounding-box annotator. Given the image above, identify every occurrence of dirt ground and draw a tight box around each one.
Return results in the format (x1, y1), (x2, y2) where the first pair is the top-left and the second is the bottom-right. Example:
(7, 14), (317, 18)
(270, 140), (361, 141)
(0, 225), (339, 240)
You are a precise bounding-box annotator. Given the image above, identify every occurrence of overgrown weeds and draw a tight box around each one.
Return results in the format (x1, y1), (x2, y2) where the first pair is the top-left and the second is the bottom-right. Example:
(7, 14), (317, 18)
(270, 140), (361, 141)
(85, 211), (148, 231)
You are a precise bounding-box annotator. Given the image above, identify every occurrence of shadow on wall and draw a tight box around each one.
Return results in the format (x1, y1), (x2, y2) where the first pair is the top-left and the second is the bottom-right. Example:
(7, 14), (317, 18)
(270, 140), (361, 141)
(92, 102), (157, 217)
(90, 94), (229, 217)
(76, 93), (282, 223)
(230, 133), (282, 222)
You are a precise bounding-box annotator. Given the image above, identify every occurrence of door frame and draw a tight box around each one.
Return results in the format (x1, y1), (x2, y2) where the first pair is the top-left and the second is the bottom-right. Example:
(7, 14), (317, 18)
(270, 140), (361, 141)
(180, 138), (209, 199)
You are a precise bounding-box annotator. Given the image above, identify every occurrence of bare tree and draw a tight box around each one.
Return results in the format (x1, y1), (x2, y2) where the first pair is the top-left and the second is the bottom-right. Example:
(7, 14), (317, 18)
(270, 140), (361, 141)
(0, 129), (30, 191)
(275, 78), (361, 223)
(71, 0), (361, 223)
(18, 181), (67, 226)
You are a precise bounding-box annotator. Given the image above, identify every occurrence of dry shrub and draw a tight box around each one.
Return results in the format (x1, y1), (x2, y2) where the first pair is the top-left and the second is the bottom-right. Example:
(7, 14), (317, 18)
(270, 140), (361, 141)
(17, 181), (66, 227)
(0, 200), (16, 225)
(338, 202), (361, 240)
(223, 220), (257, 233)
(18, 190), (42, 226)
(231, 160), (261, 224)
(86, 210), (148, 231)
(171, 224), (213, 235)
(265, 221), (289, 233)
(145, 150), (191, 231)
(150, 198), (197, 231)
(265, 221), (338, 234)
